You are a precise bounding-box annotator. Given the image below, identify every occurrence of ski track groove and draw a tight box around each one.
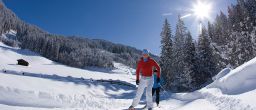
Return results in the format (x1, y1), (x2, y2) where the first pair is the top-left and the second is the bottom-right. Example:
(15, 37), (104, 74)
(0, 69), (130, 109)
(0, 85), (118, 109)
(204, 93), (255, 110)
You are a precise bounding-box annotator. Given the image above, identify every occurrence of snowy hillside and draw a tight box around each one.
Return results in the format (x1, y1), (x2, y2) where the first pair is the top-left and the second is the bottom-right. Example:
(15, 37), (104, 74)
(0, 41), (138, 110)
(0, 38), (256, 110)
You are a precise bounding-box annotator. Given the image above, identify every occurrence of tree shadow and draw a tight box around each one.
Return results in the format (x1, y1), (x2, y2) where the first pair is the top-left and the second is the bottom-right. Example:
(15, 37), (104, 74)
(84, 66), (115, 73)
(0, 45), (40, 56)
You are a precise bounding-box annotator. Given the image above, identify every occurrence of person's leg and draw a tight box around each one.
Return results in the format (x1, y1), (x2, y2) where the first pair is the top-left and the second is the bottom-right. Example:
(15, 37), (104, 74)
(131, 77), (146, 107)
(146, 77), (154, 109)
(156, 87), (160, 106)
(152, 88), (156, 96)
(151, 88), (156, 107)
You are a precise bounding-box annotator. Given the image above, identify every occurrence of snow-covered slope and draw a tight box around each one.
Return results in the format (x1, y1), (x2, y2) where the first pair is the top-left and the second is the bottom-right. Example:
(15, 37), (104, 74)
(0, 39), (256, 110)
(0, 41), (138, 110)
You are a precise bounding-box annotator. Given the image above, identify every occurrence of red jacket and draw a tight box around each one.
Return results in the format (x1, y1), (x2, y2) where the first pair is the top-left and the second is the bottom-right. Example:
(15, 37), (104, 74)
(136, 57), (161, 80)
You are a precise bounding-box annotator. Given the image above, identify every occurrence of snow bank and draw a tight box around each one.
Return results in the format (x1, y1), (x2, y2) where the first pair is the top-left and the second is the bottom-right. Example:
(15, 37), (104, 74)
(174, 57), (256, 110)
(208, 57), (256, 94)
(212, 68), (231, 81)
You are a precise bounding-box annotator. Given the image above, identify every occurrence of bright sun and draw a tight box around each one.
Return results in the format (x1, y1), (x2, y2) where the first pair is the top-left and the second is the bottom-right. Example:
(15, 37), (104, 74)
(192, 0), (212, 20)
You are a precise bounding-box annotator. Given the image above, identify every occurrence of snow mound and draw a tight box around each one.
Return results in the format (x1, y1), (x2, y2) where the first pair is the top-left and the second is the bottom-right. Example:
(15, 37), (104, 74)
(208, 57), (256, 94)
(212, 67), (232, 81)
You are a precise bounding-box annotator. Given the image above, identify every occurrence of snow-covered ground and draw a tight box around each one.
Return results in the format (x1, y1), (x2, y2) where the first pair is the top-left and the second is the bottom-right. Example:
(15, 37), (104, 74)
(0, 41), (137, 110)
(0, 38), (256, 110)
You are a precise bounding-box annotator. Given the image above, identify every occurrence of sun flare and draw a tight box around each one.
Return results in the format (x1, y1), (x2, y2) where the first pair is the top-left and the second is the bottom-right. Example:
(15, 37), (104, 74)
(192, 0), (212, 20)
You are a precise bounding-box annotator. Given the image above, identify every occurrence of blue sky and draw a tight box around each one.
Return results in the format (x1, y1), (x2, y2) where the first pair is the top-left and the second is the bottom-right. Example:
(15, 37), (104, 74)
(3, 0), (236, 55)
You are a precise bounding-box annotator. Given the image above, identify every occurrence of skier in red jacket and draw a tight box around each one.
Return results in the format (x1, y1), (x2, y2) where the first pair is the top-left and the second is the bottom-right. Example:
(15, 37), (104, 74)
(129, 49), (161, 110)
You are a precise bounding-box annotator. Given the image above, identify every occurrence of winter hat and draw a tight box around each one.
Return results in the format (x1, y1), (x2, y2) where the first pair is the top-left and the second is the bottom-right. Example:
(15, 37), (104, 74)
(142, 49), (149, 55)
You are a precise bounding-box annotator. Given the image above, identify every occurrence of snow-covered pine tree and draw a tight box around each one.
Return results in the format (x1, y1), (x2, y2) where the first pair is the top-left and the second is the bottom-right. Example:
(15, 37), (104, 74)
(183, 31), (196, 91)
(172, 15), (187, 91)
(160, 19), (173, 89)
(207, 10), (231, 71)
(228, 0), (254, 67)
(245, 0), (256, 55)
(252, 27), (256, 56)
(214, 11), (230, 45)
(227, 4), (239, 67)
(196, 26), (217, 87)
(207, 0), (256, 69)
(244, 0), (256, 59)
(245, 0), (256, 27)
(208, 21), (227, 72)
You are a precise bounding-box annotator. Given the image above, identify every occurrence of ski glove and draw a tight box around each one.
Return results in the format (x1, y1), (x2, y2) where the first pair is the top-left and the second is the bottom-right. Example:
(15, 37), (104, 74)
(136, 80), (140, 85)
(157, 78), (160, 83)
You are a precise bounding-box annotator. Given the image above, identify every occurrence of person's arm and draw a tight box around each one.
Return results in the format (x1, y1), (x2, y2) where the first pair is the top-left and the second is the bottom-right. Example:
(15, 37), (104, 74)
(152, 59), (161, 78)
(136, 60), (141, 80)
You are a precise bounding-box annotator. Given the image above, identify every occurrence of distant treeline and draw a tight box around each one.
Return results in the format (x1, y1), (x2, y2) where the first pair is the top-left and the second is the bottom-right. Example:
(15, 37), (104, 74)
(0, 1), (158, 69)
